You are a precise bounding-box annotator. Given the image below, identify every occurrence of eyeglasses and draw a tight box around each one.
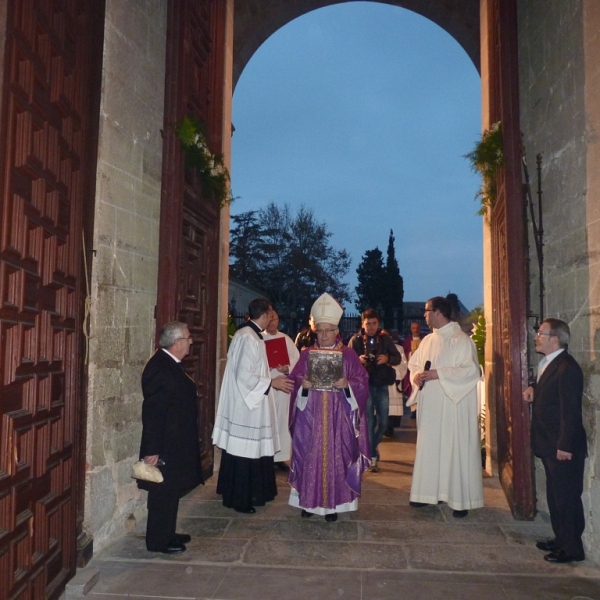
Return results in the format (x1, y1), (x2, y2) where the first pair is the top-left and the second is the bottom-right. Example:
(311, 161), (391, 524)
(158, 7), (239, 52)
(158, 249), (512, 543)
(316, 328), (338, 335)
(177, 337), (193, 341)
(535, 332), (552, 337)
(424, 309), (435, 313)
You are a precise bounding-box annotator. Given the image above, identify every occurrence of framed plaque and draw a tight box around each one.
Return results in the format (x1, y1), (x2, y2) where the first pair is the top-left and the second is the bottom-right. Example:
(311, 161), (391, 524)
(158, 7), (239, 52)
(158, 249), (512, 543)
(307, 349), (343, 391)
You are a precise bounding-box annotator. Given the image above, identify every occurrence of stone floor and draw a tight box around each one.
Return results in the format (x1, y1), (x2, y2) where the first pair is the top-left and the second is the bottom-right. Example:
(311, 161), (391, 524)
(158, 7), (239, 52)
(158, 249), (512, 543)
(72, 418), (600, 600)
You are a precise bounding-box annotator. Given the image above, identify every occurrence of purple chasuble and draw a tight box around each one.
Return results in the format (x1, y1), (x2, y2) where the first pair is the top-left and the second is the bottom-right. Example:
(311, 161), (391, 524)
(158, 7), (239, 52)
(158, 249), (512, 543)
(288, 343), (370, 510)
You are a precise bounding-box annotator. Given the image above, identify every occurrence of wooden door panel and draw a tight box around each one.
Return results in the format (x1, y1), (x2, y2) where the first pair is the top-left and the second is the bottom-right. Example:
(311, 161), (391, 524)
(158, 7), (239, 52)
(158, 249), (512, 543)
(0, 1), (103, 598)
(487, 0), (534, 519)
(158, 0), (227, 480)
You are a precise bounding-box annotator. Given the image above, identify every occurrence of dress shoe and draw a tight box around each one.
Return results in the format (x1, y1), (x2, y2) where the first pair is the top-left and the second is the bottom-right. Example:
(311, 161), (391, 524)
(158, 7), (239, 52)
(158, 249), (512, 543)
(453, 510), (469, 518)
(325, 513), (338, 522)
(150, 542), (186, 554)
(543, 549), (585, 563)
(234, 506), (256, 514)
(409, 501), (428, 508)
(275, 462), (290, 472)
(173, 533), (191, 544)
(536, 538), (557, 552)
(301, 509), (313, 518)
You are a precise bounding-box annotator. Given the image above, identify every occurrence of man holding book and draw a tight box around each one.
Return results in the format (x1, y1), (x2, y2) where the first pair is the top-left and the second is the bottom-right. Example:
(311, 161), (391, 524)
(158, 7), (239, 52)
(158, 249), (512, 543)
(263, 310), (300, 471)
(287, 293), (370, 522)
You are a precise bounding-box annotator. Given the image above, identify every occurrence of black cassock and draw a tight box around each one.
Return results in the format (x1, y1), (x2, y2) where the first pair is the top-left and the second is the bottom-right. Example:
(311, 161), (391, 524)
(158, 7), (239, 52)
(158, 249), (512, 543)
(139, 349), (203, 550)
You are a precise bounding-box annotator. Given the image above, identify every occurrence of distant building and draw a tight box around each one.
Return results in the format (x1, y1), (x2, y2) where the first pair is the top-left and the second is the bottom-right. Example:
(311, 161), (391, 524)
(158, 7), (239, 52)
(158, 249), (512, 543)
(228, 275), (269, 317)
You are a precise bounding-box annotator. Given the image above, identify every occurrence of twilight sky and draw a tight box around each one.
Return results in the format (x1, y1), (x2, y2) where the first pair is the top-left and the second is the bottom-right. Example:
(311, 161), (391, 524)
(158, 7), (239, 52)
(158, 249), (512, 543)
(230, 2), (483, 311)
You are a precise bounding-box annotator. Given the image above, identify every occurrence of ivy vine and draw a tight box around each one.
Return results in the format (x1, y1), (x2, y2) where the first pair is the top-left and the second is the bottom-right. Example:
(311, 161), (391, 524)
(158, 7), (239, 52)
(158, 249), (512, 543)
(465, 121), (503, 221)
(175, 116), (234, 208)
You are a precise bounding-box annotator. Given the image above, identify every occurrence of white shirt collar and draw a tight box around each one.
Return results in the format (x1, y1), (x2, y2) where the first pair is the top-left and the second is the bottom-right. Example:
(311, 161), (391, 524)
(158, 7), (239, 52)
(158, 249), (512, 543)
(162, 348), (181, 363)
(542, 347), (564, 365)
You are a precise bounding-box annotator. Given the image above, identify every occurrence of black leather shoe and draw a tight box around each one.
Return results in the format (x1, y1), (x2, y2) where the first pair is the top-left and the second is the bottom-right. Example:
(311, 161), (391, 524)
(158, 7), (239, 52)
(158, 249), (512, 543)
(301, 509), (313, 518)
(325, 513), (338, 522)
(234, 506), (256, 514)
(536, 538), (557, 552)
(150, 542), (186, 554)
(173, 533), (191, 544)
(409, 501), (428, 508)
(453, 510), (469, 518)
(544, 549), (585, 563)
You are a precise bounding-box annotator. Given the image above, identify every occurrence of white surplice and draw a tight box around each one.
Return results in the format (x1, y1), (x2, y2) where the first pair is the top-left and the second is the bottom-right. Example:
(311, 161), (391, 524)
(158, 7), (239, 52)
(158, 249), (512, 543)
(407, 321), (483, 510)
(212, 325), (280, 458)
(262, 330), (300, 461)
(388, 343), (408, 416)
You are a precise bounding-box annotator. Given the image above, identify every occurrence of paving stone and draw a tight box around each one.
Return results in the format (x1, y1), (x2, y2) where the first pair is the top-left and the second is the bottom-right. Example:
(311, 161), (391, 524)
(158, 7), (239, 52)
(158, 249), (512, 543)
(500, 574), (600, 599)
(224, 517), (360, 541)
(213, 566), (362, 600)
(173, 516), (232, 538)
(439, 504), (521, 524)
(406, 542), (586, 574)
(360, 521), (507, 545)
(89, 560), (228, 597)
(84, 419), (600, 599)
(347, 503), (445, 522)
(244, 539), (408, 570)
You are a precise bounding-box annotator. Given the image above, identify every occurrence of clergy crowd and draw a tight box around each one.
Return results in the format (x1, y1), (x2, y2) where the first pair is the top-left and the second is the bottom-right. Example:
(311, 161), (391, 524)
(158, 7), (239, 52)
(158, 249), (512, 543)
(137, 293), (588, 564)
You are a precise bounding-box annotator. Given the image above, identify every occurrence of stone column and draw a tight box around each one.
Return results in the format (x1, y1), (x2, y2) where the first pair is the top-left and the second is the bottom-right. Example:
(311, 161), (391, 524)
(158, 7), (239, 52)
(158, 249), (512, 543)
(85, 0), (168, 553)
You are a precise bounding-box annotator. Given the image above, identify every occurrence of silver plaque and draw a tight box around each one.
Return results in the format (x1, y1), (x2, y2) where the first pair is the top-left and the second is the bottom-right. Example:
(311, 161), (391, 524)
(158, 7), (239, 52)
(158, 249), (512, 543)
(307, 349), (344, 391)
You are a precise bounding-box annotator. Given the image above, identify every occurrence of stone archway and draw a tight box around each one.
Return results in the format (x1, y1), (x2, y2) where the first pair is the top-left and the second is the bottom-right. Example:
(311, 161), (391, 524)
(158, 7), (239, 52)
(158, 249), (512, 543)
(233, 0), (480, 88)
(228, 0), (532, 519)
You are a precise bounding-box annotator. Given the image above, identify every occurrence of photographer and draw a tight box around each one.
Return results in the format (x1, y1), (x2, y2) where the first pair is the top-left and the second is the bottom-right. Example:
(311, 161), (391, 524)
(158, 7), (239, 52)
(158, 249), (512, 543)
(349, 309), (401, 472)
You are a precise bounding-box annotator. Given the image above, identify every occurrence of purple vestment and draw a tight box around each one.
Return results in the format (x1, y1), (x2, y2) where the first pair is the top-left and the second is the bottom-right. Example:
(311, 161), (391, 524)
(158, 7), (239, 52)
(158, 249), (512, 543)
(288, 343), (370, 511)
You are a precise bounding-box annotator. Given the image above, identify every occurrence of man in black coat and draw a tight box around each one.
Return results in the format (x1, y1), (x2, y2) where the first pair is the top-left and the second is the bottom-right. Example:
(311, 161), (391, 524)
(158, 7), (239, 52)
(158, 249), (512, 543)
(523, 318), (587, 563)
(139, 321), (202, 554)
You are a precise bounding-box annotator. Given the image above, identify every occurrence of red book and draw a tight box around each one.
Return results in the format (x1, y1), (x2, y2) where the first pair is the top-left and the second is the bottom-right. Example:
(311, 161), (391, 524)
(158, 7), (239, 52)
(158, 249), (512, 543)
(264, 337), (290, 369)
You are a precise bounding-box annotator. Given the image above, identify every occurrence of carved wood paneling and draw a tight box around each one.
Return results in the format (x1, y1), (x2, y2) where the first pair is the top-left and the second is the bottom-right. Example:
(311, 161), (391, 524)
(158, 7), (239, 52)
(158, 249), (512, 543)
(0, 1), (103, 597)
(488, 0), (534, 519)
(157, 0), (227, 478)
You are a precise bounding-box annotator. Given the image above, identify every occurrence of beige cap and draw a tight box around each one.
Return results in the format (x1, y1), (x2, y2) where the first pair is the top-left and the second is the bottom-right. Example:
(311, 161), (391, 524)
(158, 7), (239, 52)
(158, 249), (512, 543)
(310, 293), (343, 326)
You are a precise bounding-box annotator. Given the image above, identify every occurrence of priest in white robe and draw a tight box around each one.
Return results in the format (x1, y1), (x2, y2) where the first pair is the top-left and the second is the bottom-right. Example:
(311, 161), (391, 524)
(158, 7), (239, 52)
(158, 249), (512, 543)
(407, 296), (483, 517)
(212, 298), (293, 513)
(262, 310), (300, 469)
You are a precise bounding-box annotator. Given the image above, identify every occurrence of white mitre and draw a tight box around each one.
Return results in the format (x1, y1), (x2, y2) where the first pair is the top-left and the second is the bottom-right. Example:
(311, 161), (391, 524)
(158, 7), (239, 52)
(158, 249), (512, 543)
(310, 293), (343, 326)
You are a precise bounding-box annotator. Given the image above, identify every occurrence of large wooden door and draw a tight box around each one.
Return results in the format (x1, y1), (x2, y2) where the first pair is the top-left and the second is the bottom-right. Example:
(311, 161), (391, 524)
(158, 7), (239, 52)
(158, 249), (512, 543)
(0, 1), (103, 598)
(486, 0), (535, 519)
(157, 0), (227, 480)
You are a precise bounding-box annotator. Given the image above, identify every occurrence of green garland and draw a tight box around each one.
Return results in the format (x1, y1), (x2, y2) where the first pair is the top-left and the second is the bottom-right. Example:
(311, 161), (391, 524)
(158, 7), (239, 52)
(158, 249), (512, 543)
(465, 121), (503, 220)
(175, 116), (234, 207)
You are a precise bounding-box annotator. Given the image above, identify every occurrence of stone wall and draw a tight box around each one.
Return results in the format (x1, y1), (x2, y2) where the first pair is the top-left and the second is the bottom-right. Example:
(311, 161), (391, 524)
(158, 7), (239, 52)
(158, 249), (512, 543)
(84, 0), (167, 552)
(518, 0), (600, 562)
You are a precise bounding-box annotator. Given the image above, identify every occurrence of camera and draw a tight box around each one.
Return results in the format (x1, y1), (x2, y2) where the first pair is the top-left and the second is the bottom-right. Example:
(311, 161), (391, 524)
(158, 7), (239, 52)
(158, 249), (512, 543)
(364, 337), (379, 372)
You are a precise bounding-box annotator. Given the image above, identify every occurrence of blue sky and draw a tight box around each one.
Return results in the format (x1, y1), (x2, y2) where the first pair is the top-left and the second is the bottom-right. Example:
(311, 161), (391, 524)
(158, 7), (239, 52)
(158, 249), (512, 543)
(231, 2), (483, 311)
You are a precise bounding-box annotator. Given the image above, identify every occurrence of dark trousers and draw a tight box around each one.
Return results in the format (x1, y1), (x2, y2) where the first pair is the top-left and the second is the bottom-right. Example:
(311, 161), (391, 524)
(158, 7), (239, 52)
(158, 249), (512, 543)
(145, 486), (180, 551)
(542, 454), (586, 558)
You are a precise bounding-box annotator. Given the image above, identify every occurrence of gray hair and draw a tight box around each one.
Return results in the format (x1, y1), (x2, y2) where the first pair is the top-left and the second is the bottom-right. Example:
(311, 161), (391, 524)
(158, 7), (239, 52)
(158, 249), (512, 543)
(159, 321), (188, 349)
(542, 318), (570, 349)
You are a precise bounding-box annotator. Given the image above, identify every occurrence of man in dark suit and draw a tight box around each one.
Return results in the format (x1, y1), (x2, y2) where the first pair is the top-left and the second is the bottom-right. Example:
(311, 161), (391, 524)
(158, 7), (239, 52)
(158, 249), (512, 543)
(523, 318), (587, 563)
(138, 321), (202, 554)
